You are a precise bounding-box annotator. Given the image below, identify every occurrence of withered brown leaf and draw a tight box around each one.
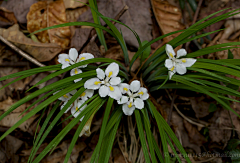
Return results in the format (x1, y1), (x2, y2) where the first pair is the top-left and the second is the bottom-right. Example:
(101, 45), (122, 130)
(0, 24), (62, 62)
(151, 0), (185, 43)
(27, 0), (71, 48)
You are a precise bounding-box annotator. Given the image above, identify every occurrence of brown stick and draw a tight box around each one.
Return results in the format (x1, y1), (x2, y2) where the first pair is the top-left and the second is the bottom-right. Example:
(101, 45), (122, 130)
(192, 0), (203, 25)
(0, 35), (46, 67)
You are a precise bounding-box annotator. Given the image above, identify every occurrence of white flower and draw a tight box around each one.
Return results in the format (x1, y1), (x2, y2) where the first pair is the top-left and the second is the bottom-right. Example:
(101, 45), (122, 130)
(53, 90), (77, 113)
(79, 89), (94, 101)
(117, 80), (149, 116)
(84, 62), (122, 100)
(58, 48), (94, 83)
(58, 48), (79, 69)
(164, 44), (196, 79)
(71, 99), (87, 121)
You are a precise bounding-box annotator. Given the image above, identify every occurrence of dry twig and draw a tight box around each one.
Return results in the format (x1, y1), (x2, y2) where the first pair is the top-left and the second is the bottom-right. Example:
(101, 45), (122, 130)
(0, 35), (46, 67)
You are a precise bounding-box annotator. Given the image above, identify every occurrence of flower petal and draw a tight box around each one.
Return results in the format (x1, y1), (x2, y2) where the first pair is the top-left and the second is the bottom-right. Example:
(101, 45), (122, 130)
(58, 54), (70, 64)
(130, 80), (140, 93)
(122, 104), (135, 116)
(105, 62), (119, 78)
(84, 78), (101, 90)
(176, 49), (187, 58)
(71, 100), (87, 120)
(169, 71), (175, 80)
(134, 98), (144, 109)
(176, 64), (187, 75)
(165, 59), (173, 69)
(96, 68), (105, 80)
(117, 96), (129, 104)
(99, 85), (109, 97)
(182, 58), (197, 67)
(138, 87), (149, 100)
(166, 44), (175, 59)
(119, 83), (130, 94)
(108, 86), (122, 100)
(78, 53), (94, 68)
(62, 63), (70, 69)
(109, 77), (121, 85)
(69, 48), (78, 62)
(85, 89), (94, 98)
(70, 68), (82, 76)
(61, 101), (73, 113)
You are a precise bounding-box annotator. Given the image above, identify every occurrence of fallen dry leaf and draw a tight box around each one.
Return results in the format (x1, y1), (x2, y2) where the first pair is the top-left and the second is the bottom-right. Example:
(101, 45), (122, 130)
(66, 6), (88, 22)
(64, 0), (88, 9)
(0, 66), (32, 92)
(0, 135), (23, 163)
(0, 97), (39, 132)
(41, 141), (86, 163)
(0, 24), (62, 62)
(209, 108), (232, 145)
(171, 111), (202, 153)
(71, 27), (91, 51)
(151, 0), (185, 43)
(27, 0), (71, 48)
(1, 0), (38, 24)
(189, 96), (212, 118)
(0, 7), (17, 27)
(183, 119), (207, 146)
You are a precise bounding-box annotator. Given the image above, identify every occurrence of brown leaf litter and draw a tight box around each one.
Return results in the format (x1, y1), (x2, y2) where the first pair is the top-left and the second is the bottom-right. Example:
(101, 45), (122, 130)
(151, 0), (185, 43)
(0, 24), (61, 62)
(27, 0), (71, 49)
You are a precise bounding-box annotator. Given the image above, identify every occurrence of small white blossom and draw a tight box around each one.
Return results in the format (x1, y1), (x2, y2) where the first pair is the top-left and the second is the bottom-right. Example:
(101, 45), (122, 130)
(79, 89), (94, 101)
(117, 80), (149, 116)
(54, 90), (77, 113)
(84, 62), (122, 100)
(71, 99), (87, 121)
(164, 44), (196, 79)
(58, 48), (94, 82)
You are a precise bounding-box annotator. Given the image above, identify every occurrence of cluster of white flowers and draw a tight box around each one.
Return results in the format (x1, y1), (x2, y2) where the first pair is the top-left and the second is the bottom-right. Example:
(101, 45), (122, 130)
(56, 44), (196, 117)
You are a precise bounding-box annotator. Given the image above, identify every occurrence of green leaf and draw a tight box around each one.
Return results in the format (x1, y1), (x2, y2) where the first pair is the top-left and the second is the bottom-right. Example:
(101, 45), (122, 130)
(90, 97), (114, 162)
(89, 0), (107, 50)
(148, 100), (191, 163)
(135, 110), (151, 162)
(64, 99), (106, 163)
(140, 40), (151, 63)
(28, 101), (60, 163)
(208, 103), (218, 112)
(228, 49), (234, 59)
(32, 96), (103, 163)
(187, 0), (197, 11)
(142, 109), (157, 163)
(99, 117), (121, 163)
(226, 139), (240, 150)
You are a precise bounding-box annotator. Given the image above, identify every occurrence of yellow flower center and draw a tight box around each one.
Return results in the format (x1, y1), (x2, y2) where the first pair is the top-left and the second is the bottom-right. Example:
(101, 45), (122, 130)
(170, 66), (175, 71)
(123, 87), (128, 91)
(128, 102), (132, 108)
(63, 94), (68, 98)
(76, 107), (79, 112)
(80, 57), (85, 61)
(80, 92), (86, 97)
(74, 69), (78, 74)
(109, 86), (114, 91)
(94, 81), (101, 85)
(65, 58), (70, 62)
(108, 71), (113, 78)
(138, 91), (144, 95)
(182, 59), (186, 63)
(169, 53), (173, 58)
